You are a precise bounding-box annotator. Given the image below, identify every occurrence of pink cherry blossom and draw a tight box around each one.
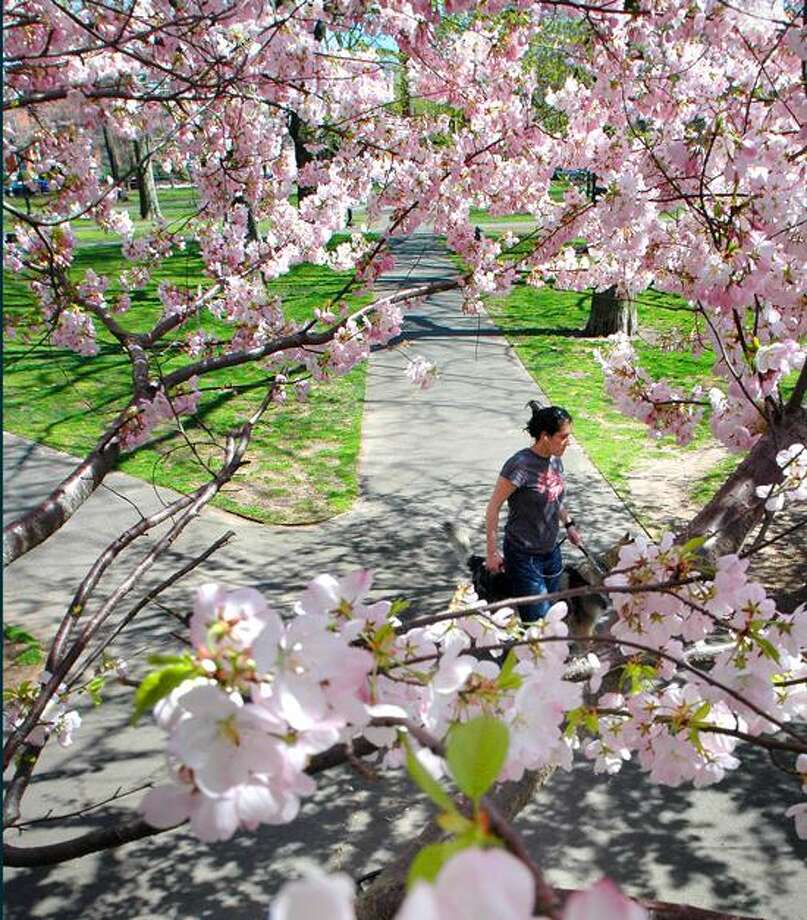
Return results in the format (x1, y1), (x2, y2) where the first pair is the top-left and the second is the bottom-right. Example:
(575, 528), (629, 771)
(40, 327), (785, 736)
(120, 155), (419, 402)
(396, 848), (534, 920)
(269, 870), (356, 920)
(562, 878), (647, 920)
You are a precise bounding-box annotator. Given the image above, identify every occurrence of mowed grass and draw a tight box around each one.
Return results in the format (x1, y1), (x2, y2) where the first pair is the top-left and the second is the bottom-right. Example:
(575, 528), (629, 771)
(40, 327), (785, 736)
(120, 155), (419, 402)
(469, 181), (570, 225)
(484, 281), (722, 498)
(3, 227), (373, 524)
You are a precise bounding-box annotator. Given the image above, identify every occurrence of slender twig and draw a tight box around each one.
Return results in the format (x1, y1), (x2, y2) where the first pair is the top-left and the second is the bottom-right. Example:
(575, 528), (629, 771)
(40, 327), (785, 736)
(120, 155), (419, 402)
(67, 530), (237, 690)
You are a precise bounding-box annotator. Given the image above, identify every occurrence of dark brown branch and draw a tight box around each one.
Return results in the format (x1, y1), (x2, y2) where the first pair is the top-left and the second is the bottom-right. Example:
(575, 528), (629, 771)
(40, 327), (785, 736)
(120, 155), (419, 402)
(3, 814), (175, 867)
(3, 736), (378, 867)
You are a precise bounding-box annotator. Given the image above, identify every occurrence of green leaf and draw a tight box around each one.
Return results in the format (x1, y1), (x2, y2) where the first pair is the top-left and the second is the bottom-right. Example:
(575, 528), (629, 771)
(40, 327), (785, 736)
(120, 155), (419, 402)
(390, 598), (411, 618)
(86, 675), (107, 706)
(131, 662), (198, 725)
(564, 706), (586, 738)
(690, 701), (711, 725)
(496, 649), (523, 691)
(497, 671), (523, 692)
(583, 709), (600, 734)
(407, 839), (468, 888)
(435, 811), (474, 834)
(680, 535), (707, 557)
(147, 653), (195, 666)
(619, 661), (657, 694)
(688, 724), (706, 755)
(404, 738), (456, 814)
(753, 635), (781, 664)
(14, 647), (44, 666)
(445, 716), (509, 804)
(4, 625), (39, 646)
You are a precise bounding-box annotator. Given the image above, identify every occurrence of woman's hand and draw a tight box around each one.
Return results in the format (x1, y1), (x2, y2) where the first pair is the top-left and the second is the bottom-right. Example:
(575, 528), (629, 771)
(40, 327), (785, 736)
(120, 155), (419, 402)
(566, 525), (583, 547)
(486, 550), (505, 573)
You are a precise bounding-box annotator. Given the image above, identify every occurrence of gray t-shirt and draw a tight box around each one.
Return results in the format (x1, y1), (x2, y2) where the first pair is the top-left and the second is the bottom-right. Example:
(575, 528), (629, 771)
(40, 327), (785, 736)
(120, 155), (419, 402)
(500, 448), (565, 553)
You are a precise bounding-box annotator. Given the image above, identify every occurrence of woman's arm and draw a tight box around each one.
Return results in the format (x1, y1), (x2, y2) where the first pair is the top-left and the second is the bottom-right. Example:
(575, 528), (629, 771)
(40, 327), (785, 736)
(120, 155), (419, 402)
(486, 476), (516, 571)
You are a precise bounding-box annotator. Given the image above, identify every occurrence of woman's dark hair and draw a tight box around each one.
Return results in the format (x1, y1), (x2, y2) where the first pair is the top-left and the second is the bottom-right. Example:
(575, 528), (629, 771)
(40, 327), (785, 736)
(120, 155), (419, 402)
(525, 401), (572, 439)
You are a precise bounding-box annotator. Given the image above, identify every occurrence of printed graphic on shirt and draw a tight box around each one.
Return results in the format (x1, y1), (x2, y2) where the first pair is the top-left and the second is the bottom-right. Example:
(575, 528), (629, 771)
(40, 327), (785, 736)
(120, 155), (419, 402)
(534, 467), (564, 501)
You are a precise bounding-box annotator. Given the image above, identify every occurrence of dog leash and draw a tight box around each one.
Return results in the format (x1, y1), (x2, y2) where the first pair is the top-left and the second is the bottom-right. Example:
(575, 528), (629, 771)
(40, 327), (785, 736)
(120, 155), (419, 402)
(574, 539), (607, 577)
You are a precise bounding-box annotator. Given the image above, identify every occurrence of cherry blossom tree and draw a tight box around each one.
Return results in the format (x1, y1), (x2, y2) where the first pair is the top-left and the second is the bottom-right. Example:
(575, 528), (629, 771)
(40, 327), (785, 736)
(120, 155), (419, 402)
(3, 1), (806, 917)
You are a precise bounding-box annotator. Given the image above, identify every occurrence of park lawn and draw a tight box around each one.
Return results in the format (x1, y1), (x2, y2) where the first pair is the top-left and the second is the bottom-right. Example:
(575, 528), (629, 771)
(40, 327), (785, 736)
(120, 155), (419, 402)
(469, 181), (570, 226)
(484, 281), (723, 501)
(14, 186), (202, 246)
(3, 240), (372, 525)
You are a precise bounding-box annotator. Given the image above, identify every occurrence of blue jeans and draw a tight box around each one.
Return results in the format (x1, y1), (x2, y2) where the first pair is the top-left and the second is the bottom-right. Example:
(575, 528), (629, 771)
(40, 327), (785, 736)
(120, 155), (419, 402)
(503, 539), (563, 623)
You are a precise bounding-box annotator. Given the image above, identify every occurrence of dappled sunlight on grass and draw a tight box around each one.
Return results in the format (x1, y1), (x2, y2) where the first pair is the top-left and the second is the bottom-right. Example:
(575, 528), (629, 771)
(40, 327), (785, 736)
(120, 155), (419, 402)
(3, 223), (371, 524)
(485, 281), (721, 502)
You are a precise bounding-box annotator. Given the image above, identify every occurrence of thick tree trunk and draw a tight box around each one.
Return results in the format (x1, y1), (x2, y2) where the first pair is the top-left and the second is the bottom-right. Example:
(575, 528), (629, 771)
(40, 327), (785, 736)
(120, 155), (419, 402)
(132, 136), (162, 220)
(676, 408), (806, 558)
(584, 285), (637, 336)
(102, 126), (128, 199)
(246, 205), (260, 242)
(102, 127), (120, 181)
(289, 111), (316, 203)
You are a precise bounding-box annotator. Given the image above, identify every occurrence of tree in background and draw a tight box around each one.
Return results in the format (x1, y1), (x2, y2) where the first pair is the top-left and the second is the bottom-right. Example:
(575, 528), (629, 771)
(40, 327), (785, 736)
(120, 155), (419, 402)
(3, 1), (805, 916)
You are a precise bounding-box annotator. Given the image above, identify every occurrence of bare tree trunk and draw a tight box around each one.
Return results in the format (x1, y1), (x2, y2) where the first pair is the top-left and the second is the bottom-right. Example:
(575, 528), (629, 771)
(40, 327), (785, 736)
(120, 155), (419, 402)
(289, 111), (316, 203)
(288, 19), (325, 205)
(132, 136), (162, 220)
(246, 205), (260, 242)
(676, 408), (806, 558)
(102, 126), (128, 199)
(584, 285), (637, 336)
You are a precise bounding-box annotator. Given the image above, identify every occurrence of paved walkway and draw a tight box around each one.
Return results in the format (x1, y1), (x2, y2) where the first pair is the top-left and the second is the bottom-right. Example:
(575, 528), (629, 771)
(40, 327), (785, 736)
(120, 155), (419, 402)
(4, 234), (805, 919)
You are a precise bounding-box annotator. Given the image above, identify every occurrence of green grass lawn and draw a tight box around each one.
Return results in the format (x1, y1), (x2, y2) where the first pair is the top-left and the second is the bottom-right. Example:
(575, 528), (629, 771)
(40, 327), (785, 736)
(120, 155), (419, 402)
(483, 280), (724, 507)
(3, 217), (374, 524)
(469, 181), (569, 225)
(444, 224), (737, 515)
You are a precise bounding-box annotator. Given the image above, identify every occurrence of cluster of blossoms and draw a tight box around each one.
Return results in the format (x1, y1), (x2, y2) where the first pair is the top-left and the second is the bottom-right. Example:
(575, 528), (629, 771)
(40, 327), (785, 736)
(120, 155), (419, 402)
(404, 355), (439, 390)
(139, 570), (580, 840)
(268, 850), (648, 920)
(3, 655), (129, 754)
(755, 444), (807, 512)
(3, 677), (81, 751)
(51, 309), (99, 357)
(594, 336), (704, 446)
(118, 379), (201, 451)
(139, 574), (386, 841)
(139, 534), (806, 845)
(598, 536), (807, 828)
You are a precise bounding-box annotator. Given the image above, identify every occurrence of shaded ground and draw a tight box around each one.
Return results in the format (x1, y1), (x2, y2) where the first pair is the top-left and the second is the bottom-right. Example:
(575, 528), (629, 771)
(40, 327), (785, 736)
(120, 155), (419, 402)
(3, 233), (806, 920)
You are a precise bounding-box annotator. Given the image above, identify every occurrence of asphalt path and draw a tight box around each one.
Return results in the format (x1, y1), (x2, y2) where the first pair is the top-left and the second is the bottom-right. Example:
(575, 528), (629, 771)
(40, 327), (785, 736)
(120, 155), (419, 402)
(3, 234), (805, 919)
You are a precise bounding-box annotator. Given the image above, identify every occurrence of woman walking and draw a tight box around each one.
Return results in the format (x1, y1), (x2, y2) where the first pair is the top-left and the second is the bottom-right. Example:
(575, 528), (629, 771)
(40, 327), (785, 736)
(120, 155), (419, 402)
(486, 402), (582, 622)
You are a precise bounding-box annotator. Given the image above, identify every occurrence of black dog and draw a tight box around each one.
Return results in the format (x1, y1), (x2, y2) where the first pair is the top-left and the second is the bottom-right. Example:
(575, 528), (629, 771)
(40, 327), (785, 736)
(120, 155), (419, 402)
(445, 523), (609, 639)
(466, 553), (605, 636)
(467, 553), (513, 605)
